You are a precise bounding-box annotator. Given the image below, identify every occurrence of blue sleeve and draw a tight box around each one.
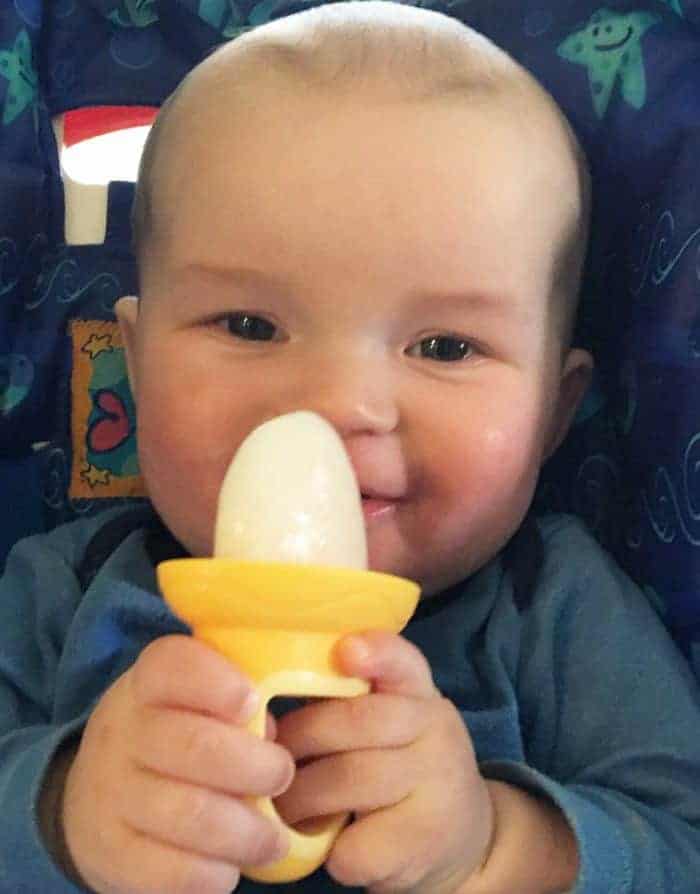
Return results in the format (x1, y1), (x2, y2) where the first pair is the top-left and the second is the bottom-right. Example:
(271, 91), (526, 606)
(483, 518), (700, 894)
(0, 525), (98, 893)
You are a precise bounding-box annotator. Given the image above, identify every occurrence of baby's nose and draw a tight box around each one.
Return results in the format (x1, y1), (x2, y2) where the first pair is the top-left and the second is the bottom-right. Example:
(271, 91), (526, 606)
(297, 350), (399, 438)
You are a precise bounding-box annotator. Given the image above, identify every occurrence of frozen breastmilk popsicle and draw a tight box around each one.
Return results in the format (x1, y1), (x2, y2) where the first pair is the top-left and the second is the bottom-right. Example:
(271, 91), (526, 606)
(214, 411), (368, 568)
(157, 411), (420, 883)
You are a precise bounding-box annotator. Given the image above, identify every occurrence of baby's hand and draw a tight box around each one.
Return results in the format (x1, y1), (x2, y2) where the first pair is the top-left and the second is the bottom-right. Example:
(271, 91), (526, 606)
(61, 635), (293, 894)
(274, 631), (494, 894)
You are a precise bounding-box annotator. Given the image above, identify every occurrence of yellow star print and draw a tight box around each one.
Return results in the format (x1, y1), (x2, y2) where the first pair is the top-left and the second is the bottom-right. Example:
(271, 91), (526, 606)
(81, 464), (111, 488)
(81, 334), (115, 360)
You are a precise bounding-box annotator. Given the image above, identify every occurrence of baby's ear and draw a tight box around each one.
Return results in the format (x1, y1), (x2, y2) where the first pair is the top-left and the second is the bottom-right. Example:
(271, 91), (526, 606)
(114, 295), (140, 400)
(544, 348), (593, 461)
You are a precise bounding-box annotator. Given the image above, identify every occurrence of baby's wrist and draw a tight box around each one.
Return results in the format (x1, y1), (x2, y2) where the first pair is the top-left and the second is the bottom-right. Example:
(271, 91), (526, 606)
(38, 738), (88, 888)
(457, 780), (578, 894)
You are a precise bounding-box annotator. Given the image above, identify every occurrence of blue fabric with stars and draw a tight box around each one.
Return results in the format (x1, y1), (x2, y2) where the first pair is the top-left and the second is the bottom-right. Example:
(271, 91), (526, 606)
(1, 0), (700, 678)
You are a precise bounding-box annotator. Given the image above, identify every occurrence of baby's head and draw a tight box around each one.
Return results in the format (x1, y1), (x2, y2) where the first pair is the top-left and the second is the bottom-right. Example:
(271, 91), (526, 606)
(117, 1), (593, 596)
(131, 3), (590, 343)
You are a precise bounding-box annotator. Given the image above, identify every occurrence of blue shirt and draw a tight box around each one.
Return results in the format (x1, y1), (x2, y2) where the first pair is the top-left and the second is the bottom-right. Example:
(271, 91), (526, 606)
(0, 508), (699, 893)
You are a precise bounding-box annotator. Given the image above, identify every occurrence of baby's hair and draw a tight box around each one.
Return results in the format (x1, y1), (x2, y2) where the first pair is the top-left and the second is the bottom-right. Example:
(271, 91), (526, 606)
(132, 1), (590, 345)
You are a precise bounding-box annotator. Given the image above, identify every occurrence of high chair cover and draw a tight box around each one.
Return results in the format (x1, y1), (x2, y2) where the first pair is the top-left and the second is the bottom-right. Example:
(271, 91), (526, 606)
(1, 0), (699, 674)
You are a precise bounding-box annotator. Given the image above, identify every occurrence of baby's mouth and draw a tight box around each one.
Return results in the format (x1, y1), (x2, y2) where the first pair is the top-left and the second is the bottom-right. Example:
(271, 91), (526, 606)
(361, 493), (401, 521)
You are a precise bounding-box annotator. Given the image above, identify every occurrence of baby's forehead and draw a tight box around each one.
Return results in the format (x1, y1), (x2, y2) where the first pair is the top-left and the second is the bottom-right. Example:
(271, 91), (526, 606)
(148, 80), (575, 270)
(141, 13), (581, 289)
(159, 52), (555, 181)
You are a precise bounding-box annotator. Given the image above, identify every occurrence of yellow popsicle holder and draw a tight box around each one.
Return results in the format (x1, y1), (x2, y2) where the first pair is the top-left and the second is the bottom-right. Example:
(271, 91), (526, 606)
(157, 559), (420, 884)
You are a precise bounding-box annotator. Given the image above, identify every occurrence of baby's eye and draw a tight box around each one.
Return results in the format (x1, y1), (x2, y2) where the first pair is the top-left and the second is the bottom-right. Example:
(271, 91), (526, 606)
(223, 312), (278, 341)
(407, 335), (474, 363)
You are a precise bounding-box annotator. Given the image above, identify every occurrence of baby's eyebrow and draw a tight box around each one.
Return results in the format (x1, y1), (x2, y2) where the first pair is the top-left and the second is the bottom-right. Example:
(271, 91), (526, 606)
(172, 262), (527, 323)
(177, 262), (292, 296)
(406, 288), (519, 318)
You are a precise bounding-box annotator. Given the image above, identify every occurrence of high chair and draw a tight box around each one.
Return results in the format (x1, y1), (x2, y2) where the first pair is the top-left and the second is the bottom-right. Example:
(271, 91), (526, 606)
(0, 0), (698, 679)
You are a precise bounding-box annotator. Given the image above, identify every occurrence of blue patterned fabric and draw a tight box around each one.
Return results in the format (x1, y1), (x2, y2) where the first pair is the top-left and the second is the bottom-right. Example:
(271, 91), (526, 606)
(1, 0), (700, 673)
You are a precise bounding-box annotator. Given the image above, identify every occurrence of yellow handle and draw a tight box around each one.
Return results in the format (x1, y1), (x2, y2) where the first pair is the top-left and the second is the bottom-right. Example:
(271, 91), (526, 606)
(241, 670), (369, 884)
(192, 626), (370, 883)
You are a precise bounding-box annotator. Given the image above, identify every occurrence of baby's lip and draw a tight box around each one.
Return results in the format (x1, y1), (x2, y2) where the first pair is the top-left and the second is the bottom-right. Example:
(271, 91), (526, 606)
(361, 494), (399, 522)
(344, 436), (408, 503)
(352, 463), (408, 502)
(360, 486), (404, 501)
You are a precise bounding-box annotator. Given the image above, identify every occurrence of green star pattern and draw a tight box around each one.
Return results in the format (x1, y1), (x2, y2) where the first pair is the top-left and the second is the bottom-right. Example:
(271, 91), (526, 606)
(661, 0), (684, 16)
(558, 8), (659, 119)
(109, 0), (159, 28)
(198, 0), (244, 36)
(0, 29), (37, 126)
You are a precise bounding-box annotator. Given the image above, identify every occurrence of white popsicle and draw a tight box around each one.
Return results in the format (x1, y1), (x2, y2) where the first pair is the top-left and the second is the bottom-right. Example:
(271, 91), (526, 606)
(214, 411), (368, 569)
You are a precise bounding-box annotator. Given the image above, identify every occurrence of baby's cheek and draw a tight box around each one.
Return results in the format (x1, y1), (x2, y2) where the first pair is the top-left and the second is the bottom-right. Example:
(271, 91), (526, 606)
(135, 398), (222, 555)
(450, 418), (542, 532)
(484, 414), (544, 477)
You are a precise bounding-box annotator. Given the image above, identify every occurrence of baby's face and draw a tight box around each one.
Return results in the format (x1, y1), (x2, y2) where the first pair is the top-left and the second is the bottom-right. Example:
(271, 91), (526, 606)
(118, 83), (590, 595)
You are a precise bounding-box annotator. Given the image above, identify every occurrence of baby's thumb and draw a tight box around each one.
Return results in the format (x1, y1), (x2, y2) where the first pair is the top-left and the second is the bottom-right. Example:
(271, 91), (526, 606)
(335, 631), (438, 699)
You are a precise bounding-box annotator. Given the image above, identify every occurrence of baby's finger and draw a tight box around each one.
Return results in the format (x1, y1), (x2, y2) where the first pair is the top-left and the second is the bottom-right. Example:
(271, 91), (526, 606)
(83, 827), (243, 894)
(336, 631), (438, 699)
(327, 793), (439, 892)
(274, 747), (416, 826)
(266, 711), (277, 740)
(276, 692), (425, 761)
(120, 766), (289, 868)
(130, 707), (294, 798)
(130, 635), (259, 724)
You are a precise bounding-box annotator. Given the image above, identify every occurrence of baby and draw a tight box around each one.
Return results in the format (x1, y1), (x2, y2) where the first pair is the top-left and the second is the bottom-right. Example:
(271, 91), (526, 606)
(1, 3), (699, 893)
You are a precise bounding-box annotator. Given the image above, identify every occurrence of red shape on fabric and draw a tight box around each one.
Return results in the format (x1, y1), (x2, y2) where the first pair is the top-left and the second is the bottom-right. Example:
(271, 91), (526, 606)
(89, 391), (130, 453)
(63, 106), (158, 147)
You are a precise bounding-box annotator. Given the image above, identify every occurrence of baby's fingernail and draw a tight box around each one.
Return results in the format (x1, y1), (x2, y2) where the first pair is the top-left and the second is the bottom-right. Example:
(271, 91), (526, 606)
(272, 756), (295, 797)
(239, 688), (260, 721)
(343, 635), (371, 666)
